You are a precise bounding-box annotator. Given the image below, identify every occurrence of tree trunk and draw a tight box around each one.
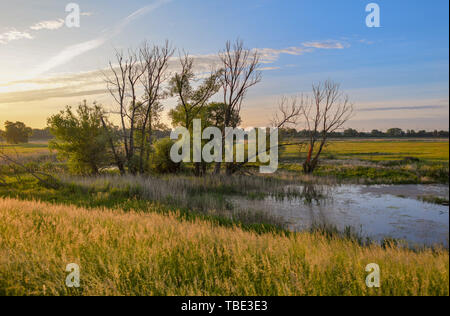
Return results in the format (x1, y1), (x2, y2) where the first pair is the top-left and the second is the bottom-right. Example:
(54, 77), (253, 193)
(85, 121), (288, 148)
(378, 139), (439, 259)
(213, 162), (221, 175)
(100, 116), (125, 175)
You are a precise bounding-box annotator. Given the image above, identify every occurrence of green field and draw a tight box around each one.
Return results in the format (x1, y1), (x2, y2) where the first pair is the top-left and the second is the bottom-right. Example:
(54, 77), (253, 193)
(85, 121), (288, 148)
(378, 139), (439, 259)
(0, 139), (449, 296)
(0, 142), (51, 156)
(2, 139), (449, 161)
(281, 139), (449, 162)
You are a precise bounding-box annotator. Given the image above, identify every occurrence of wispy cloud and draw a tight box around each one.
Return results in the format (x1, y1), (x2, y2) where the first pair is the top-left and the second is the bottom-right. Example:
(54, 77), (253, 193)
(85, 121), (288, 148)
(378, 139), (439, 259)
(0, 84), (108, 104)
(1, 19), (66, 45)
(258, 40), (349, 63)
(260, 66), (281, 71)
(359, 105), (447, 112)
(29, 0), (172, 77)
(259, 47), (314, 63)
(302, 40), (349, 49)
(0, 29), (33, 44)
(30, 19), (65, 31)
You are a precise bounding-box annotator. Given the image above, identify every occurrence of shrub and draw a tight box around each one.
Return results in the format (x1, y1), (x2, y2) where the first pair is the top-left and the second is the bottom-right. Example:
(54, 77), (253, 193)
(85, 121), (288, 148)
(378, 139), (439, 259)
(151, 138), (181, 174)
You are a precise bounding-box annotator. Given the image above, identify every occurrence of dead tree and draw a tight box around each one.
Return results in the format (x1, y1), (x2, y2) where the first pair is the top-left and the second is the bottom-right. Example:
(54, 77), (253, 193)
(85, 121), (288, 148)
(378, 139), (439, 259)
(228, 96), (304, 175)
(217, 39), (262, 175)
(138, 41), (174, 173)
(105, 48), (145, 174)
(126, 50), (145, 173)
(301, 81), (353, 173)
(105, 50), (130, 160)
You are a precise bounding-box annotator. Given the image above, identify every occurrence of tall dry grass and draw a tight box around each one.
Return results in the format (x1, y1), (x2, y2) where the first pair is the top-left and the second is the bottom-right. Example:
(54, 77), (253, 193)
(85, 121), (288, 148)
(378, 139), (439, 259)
(0, 198), (448, 296)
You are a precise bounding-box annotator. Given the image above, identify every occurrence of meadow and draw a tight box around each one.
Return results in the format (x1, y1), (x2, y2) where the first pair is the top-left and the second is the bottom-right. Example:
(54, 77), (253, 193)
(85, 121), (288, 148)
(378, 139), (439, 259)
(278, 139), (449, 184)
(0, 142), (50, 156)
(281, 139), (449, 162)
(0, 139), (449, 296)
(0, 198), (448, 296)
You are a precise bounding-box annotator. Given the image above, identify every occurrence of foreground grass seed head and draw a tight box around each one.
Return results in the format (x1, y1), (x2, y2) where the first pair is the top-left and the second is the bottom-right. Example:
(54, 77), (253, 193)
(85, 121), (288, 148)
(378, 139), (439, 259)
(0, 198), (448, 296)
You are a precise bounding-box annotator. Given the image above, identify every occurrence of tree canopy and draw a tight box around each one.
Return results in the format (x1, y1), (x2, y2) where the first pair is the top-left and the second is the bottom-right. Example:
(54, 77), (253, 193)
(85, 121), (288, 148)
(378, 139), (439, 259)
(2, 121), (32, 144)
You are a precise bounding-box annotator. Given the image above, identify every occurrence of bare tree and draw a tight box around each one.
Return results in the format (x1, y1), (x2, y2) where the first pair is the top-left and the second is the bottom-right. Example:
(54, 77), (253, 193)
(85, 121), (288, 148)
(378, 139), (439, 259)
(105, 50), (130, 161)
(137, 40), (174, 173)
(271, 96), (303, 129)
(228, 96), (304, 175)
(126, 50), (145, 173)
(105, 48), (146, 174)
(217, 39), (262, 175)
(300, 80), (353, 173)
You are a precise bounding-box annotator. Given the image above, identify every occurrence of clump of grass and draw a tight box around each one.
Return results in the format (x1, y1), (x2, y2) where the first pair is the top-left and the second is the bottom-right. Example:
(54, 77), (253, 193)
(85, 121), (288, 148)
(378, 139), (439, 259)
(419, 195), (449, 206)
(0, 198), (448, 296)
(280, 160), (449, 185)
(62, 174), (327, 211)
(0, 174), (287, 235)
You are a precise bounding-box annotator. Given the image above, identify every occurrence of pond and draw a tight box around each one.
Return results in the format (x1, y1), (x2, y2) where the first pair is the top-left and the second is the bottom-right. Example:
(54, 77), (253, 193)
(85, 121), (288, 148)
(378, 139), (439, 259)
(233, 184), (449, 248)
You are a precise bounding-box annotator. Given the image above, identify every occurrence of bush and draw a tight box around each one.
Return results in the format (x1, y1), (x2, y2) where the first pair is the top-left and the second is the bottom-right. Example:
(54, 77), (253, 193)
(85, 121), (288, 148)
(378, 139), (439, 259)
(47, 101), (114, 175)
(151, 138), (181, 174)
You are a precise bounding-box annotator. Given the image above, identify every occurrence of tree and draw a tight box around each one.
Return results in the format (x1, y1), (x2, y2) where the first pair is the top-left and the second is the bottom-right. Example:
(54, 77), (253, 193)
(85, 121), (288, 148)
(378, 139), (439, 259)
(343, 128), (359, 137)
(168, 53), (221, 176)
(169, 102), (239, 175)
(47, 101), (114, 175)
(2, 121), (32, 144)
(151, 138), (181, 174)
(105, 42), (173, 174)
(105, 48), (145, 174)
(371, 129), (383, 137)
(217, 39), (262, 175)
(301, 81), (353, 173)
(273, 81), (353, 174)
(386, 128), (404, 137)
(137, 41), (174, 173)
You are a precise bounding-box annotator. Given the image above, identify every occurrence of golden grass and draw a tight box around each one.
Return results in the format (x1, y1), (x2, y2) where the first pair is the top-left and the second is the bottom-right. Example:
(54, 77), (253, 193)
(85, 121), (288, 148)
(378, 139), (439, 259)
(0, 198), (448, 296)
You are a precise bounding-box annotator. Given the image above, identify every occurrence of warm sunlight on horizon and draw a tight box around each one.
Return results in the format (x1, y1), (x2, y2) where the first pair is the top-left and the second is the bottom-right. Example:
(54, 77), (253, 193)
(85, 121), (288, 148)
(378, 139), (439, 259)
(1, 0), (448, 131)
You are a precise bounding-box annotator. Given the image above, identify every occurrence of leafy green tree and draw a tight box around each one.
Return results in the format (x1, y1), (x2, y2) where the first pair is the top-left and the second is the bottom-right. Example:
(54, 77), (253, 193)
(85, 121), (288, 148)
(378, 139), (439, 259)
(2, 121), (32, 144)
(150, 138), (181, 174)
(386, 128), (405, 137)
(343, 128), (359, 137)
(168, 54), (221, 176)
(169, 102), (241, 175)
(47, 101), (114, 175)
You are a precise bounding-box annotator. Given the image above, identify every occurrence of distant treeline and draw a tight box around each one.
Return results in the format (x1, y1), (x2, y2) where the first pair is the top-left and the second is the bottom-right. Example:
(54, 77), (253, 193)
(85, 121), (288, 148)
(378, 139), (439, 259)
(0, 126), (171, 143)
(23, 127), (450, 140)
(280, 127), (449, 139)
(1, 125), (448, 144)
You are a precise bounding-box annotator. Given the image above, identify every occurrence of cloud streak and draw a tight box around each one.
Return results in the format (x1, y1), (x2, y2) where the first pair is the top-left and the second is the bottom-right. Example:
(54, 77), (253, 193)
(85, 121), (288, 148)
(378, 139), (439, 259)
(359, 105), (447, 112)
(0, 29), (33, 44)
(30, 19), (65, 31)
(303, 40), (349, 49)
(0, 83), (108, 104)
(29, 0), (172, 78)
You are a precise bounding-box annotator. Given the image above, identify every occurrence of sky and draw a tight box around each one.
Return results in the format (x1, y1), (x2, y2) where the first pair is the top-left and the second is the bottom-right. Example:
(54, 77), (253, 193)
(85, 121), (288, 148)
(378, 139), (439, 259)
(0, 0), (448, 131)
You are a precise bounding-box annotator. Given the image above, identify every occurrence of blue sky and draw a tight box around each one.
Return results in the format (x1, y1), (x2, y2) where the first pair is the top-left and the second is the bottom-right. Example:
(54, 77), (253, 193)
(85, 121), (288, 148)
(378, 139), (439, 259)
(0, 0), (448, 130)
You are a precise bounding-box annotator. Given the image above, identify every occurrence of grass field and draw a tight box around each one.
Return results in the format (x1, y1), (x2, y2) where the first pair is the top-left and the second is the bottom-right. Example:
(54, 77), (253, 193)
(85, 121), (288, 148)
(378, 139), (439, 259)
(0, 142), (51, 156)
(276, 139), (449, 184)
(280, 139), (449, 162)
(1, 139), (449, 296)
(2, 139), (449, 161)
(0, 197), (448, 296)
(1, 140), (449, 185)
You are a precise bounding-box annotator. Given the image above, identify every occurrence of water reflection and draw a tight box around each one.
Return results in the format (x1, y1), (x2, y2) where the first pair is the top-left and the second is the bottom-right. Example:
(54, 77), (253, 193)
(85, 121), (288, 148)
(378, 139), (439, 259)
(233, 184), (449, 247)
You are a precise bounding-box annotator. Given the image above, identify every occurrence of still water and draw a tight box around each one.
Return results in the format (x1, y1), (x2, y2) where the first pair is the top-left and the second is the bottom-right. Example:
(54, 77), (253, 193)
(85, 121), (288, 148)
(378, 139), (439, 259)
(233, 185), (449, 247)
